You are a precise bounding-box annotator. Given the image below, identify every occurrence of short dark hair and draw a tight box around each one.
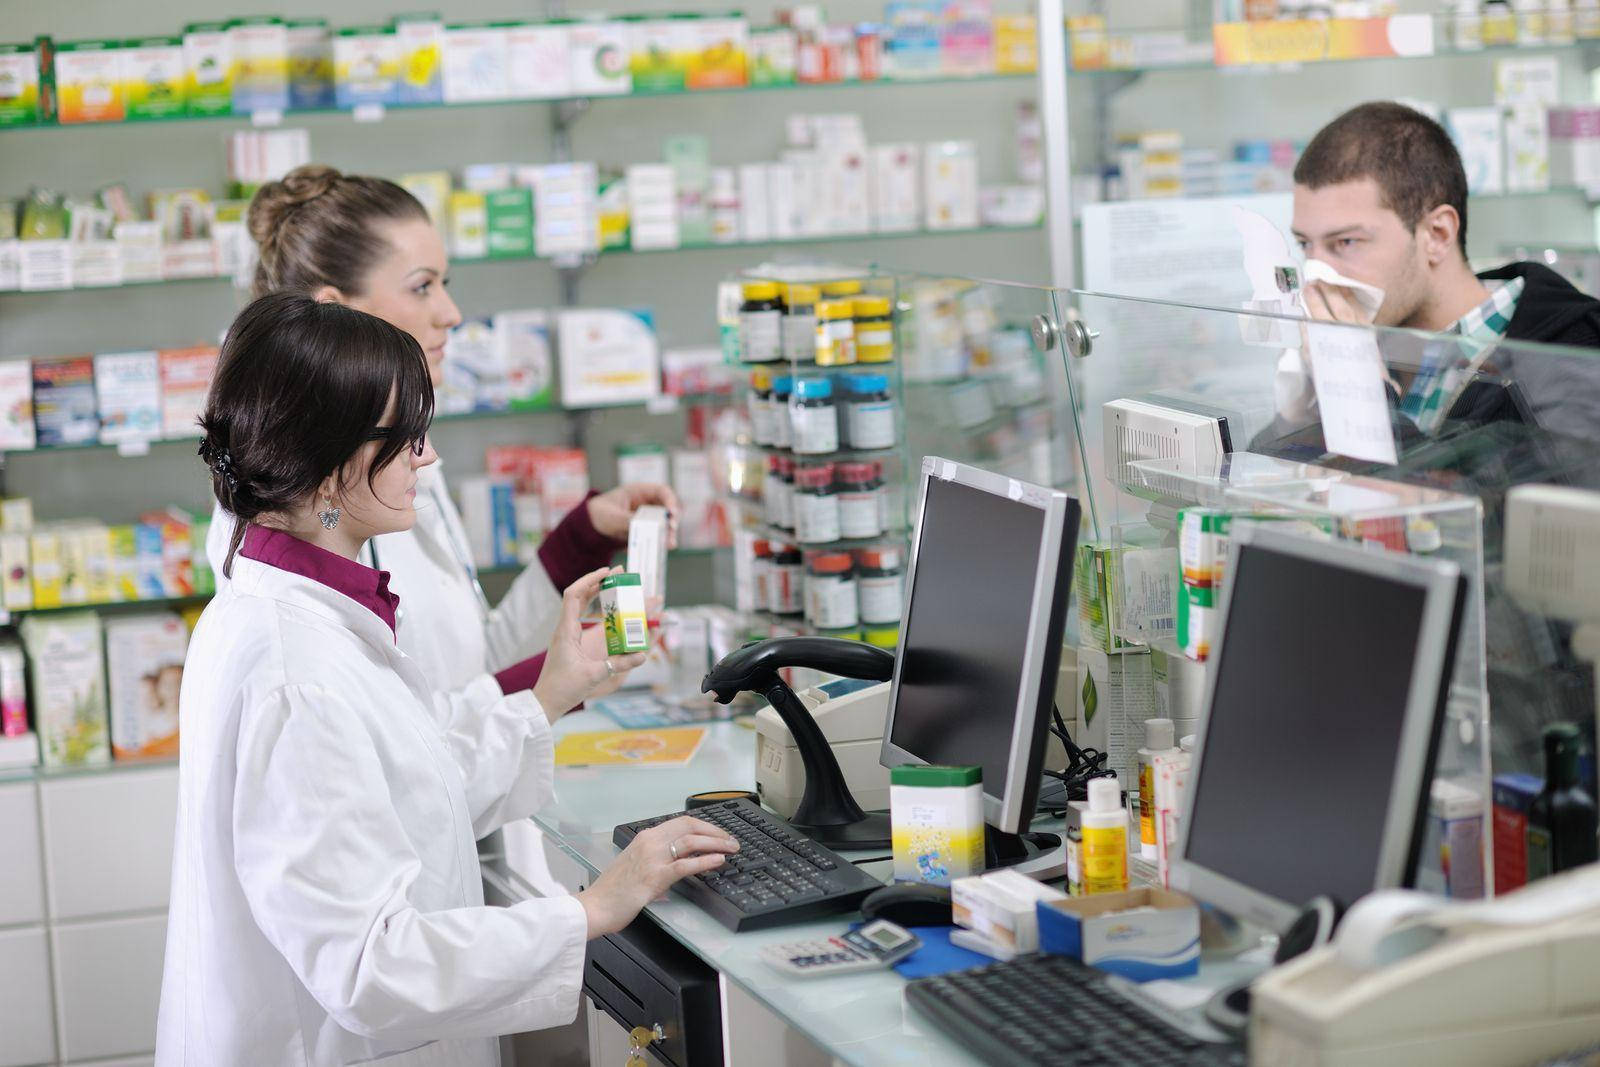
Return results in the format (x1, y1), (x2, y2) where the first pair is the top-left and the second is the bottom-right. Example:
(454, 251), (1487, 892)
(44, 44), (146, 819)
(200, 292), (434, 574)
(1294, 102), (1470, 256)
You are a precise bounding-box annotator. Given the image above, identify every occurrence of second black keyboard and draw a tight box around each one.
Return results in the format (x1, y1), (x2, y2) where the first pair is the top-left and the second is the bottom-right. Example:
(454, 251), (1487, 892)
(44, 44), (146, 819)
(612, 799), (883, 932)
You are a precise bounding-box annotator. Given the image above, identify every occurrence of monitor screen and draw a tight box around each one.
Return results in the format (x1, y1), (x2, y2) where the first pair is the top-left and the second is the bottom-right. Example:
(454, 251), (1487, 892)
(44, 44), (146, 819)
(1181, 541), (1431, 909)
(887, 476), (1050, 803)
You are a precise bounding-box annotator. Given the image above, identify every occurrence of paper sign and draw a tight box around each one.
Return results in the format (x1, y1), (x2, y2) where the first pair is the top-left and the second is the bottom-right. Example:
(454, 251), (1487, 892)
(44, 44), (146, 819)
(554, 725), (706, 767)
(1304, 322), (1398, 465)
(1213, 15), (1433, 67)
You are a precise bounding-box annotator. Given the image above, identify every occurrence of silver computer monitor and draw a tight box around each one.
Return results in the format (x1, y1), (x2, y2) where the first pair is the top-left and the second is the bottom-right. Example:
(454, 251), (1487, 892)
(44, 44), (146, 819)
(879, 457), (1081, 835)
(1170, 523), (1467, 932)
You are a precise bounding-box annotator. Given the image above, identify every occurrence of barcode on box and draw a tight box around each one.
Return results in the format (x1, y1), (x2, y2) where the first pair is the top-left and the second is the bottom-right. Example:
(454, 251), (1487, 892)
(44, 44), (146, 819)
(624, 618), (646, 646)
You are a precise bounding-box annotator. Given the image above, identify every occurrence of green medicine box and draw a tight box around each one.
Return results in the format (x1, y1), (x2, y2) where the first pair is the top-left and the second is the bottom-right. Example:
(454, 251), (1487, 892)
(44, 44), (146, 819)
(485, 187), (533, 259)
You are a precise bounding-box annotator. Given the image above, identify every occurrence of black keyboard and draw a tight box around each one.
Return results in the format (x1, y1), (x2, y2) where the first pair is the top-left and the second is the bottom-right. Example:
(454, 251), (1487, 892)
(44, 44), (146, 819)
(612, 799), (883, 932)
(906, 953), (1246, 1066)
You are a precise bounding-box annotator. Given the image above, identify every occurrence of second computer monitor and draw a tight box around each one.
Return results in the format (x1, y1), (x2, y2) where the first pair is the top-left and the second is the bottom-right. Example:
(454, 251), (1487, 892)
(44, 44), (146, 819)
(879, 458), (1081, 835)
(1171, 523), (1468, 932)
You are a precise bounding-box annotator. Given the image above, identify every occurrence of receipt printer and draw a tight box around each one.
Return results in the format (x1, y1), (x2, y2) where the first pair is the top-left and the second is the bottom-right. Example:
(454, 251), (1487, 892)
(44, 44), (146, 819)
(755, 679), (891, 819)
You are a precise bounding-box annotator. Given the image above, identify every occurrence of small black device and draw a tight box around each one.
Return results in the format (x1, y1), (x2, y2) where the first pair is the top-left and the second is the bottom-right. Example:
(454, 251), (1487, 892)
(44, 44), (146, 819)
(906, 954), (1244, 1066)
(859, 883), (953, 927)
(700, 636), (897, 850)
(612, 798), (882, 932)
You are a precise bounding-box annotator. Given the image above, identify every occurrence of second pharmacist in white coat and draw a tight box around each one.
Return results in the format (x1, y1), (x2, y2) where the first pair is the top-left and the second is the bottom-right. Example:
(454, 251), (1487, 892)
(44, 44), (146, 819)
(160, 294), (736, 1066)
(207, 163), (678, 692)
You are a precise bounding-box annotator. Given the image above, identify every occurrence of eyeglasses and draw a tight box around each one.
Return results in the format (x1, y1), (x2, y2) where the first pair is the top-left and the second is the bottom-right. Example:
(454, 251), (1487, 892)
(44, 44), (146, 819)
(365, 426), (428, 457)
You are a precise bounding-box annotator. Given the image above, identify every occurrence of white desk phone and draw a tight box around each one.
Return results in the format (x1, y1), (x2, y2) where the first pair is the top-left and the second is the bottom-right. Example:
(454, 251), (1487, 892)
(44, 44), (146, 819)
(1251, 863), (1600, 1066)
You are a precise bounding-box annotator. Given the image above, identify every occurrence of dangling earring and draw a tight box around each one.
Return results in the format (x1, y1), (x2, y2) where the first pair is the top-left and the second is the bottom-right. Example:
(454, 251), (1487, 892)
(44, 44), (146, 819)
(318, 494), (342, 531)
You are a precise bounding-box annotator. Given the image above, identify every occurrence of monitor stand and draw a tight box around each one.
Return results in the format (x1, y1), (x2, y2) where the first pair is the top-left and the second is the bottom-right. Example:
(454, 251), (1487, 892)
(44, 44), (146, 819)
(986, 828), (1066, 881)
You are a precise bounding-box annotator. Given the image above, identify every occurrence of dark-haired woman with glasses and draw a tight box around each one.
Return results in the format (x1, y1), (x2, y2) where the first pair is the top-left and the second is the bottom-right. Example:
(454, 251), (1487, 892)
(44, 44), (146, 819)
(158, 293), (736, 1067)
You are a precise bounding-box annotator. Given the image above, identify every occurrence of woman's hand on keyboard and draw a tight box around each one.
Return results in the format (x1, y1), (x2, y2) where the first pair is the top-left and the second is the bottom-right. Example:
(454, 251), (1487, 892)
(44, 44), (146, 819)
(580, 816), (740, 938)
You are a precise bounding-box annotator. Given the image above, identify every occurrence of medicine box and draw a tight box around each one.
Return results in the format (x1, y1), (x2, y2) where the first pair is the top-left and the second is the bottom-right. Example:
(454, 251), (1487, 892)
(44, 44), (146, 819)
(0, 361), (36, 451)
(94, 350), (161, 445)
(629, 17), (690, 94)
(485, 188), (534, 258)
(54, 40), (126, 124)
(1493, 772), (1542, 894)
(1448, 107), (1506, 196)
(1505, 105), (1551, 193)
(287, 20), (334, 110)
(747, 27), (797, 86)
(394, 16), (444, 105)
(183, 22), (233, 116)
(891, 763), (984, 886)
(952, 869), (1067, 953)
(459, 475), (517, 568)
(442, 23), (509, 104)
(448, 191), (488, 259)
(227, 16), (288, 114)
(600, 572), (650, 655)
(617, 443), (671, 488)
(1037, 888), (1200, 982)
(19, 611), (110, 769)
(122, 37), (187, 121)
(491, 309), (555, 411)
(1549, 107), (1600, 186)
(32, 356), (98, 447)
(333, 26), (399, 108)
(104, 612), (186, 761)
(1, 532), (31, 611)
(628, 505), (670, 606)
(159, 346), (219, 439)
(568, 19), (631, 96)
(1417, 778), (1485, 900)
(686, 14), (748, 90)
(508, 23), (572, 100)
(0, 43), (42, 127)
(1075, 644), (1154, 791)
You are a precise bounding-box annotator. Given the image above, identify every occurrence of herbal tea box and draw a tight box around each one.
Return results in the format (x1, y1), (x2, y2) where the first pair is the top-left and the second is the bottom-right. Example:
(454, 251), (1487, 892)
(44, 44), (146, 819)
(600, 572), (650, 655)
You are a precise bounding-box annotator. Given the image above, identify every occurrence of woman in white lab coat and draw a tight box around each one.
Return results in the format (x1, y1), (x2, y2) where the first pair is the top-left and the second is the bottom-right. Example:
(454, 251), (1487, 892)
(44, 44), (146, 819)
(158, 293), (736, 1066)
(206, 163), (676, 693)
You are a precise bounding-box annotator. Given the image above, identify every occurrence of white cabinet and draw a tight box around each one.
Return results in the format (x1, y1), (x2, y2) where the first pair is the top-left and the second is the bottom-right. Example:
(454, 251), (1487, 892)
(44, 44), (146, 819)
(0, 927), (56, 1067)
(0, 782), (43, 927)
(41, 765), (177, 919)
(52, 914), (167, 1062)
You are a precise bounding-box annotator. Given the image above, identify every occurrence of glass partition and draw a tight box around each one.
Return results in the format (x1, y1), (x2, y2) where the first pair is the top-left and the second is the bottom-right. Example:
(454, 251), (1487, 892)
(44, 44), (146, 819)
(1049, 286), (1600, 896)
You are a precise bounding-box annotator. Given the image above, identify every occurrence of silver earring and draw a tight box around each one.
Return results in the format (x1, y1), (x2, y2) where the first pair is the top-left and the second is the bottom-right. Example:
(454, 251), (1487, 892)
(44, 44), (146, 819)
(318, 495), (341, 530)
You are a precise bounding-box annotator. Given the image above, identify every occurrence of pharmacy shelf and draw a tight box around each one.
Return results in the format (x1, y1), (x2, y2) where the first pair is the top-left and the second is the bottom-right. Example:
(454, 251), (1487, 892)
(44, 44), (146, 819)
(757, 444), (904, 462)
(0, 397), (745, 460)
(0, 223), (1045, 300)
(1067, 21), (1600, 77)
(757, 525), (909, 550)
(0, 546), (718, 624)
(0, 753), (177, 785)
(0, 72), (1036, 136)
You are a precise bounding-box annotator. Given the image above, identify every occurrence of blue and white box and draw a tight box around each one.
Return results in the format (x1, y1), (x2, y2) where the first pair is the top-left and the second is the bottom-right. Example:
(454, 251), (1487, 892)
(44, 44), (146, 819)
(1037, 888), (1200, 982)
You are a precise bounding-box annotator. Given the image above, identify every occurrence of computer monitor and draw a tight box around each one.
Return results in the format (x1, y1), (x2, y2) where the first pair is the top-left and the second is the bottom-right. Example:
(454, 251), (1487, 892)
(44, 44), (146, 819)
(1171, 523), (1468, 932)
(879, 457), (1081, 836)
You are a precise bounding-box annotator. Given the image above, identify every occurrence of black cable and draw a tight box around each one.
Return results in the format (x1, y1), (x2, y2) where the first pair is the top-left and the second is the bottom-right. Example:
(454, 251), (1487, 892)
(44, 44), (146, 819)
(1037, 703), (1116, 816)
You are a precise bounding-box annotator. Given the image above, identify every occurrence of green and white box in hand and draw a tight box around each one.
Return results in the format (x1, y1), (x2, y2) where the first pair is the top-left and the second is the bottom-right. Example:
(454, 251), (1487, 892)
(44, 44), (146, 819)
(601, 572), (650, 655)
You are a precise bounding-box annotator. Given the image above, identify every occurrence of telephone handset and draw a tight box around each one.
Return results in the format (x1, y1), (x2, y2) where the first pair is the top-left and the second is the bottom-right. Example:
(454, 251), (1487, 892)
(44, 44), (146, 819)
(1251, 864), (1600, 1067)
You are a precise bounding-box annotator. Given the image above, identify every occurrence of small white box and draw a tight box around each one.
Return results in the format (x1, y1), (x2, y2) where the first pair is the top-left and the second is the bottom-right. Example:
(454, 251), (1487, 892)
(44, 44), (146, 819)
(104, 613), (186, 761)
(442, 25), (510, 103)
(952, 869), (1066, 953)
(19, 240), (71, 291)
(627, 505), (669, 606)
(871, 144), (922, 233)
(1495, 55), (1561, 106)
(924, 141), (979, 230)
(1447, 107), (1506, 196)
(1506, 105), (1551, 193)
(738, 164), (771, 242)
(568, 19), (631, 95)
(507, 23), (572, 99)
(767, 163), (801, 240)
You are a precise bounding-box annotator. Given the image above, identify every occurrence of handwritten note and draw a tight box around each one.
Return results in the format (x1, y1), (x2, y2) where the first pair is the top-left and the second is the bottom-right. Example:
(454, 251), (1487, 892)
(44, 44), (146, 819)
(1305, 321), (1398, 465)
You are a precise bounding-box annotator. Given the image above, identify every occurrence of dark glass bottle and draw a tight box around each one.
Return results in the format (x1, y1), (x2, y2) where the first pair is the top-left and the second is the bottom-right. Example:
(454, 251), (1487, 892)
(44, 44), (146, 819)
(1527, 722), (1599, 880)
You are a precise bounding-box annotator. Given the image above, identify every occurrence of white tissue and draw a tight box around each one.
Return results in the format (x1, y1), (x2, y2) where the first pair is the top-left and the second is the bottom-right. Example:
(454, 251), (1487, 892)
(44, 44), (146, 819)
(1299, 259), (1385, 322)
(1275, 259), (1387, 425)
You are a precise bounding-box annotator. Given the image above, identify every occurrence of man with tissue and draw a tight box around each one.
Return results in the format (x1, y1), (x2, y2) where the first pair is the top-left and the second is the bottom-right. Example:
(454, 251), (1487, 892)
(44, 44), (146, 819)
(1260, 101), (1600, 452)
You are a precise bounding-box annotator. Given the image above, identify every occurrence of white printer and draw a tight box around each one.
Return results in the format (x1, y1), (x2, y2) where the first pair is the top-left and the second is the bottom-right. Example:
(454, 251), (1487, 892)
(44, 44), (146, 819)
(755, 679), (892, 819)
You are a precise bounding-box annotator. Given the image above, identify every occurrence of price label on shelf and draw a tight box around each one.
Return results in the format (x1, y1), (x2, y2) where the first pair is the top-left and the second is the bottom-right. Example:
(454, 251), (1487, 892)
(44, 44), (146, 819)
(250, 108), (284, 128)
(353, 103), (386, 124)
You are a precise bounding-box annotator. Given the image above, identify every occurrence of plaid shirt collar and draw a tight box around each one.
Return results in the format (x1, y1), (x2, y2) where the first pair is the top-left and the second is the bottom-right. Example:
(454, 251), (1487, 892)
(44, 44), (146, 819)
(1398, 276), (1524, 433)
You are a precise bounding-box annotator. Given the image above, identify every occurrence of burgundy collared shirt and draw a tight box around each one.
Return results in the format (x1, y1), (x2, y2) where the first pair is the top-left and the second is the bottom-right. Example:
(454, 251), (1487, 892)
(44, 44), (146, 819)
(240, 523), (552, 697)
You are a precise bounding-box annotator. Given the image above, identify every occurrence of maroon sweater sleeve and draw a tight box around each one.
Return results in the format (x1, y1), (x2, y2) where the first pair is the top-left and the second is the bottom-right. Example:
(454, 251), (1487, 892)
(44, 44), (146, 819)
(537, 490), (626, 592)
(494, 652), (546, 696)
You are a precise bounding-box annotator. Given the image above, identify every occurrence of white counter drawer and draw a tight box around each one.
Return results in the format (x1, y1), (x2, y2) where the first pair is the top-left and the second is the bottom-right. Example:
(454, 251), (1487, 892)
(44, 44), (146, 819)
(41, 764), (177, 919)
(0, 782), (43, 926)
(53, 914), (167, 1062)
(0, 926), (56, 1067)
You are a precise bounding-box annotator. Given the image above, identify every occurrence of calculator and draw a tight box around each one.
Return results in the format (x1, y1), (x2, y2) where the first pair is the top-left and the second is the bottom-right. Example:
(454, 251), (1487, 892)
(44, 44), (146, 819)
(760, 920), (923, 977)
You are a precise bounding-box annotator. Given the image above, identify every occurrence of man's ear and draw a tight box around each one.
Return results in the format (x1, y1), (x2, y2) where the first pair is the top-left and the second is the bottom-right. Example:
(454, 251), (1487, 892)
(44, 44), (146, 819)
(1419, 203), (1464, 267)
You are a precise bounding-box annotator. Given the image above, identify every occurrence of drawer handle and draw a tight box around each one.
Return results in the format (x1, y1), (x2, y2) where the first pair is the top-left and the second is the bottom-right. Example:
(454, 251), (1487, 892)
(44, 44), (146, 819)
(626, 1023), (665, 1067)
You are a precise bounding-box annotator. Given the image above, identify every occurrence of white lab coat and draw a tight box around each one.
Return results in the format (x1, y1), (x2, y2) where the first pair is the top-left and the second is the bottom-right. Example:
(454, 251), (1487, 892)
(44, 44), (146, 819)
(156, 551), (589, 1066)
(207, 459), (565, 692)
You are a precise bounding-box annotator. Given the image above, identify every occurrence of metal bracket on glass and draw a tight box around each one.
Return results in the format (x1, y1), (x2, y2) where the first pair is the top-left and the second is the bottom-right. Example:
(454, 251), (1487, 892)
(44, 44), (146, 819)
(1032, 315), (1097, 359)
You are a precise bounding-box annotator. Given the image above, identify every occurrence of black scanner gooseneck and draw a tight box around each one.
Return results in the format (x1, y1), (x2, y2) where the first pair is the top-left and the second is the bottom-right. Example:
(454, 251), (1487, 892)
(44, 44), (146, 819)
(702, 637), (895, 851)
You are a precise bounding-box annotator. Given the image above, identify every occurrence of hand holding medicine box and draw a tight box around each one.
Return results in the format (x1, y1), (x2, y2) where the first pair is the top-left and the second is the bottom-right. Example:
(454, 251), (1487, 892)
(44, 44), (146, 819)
(1037, 888), (1201, 982)
(600, 573), (650, 656)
